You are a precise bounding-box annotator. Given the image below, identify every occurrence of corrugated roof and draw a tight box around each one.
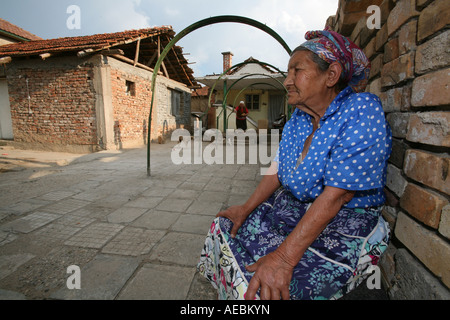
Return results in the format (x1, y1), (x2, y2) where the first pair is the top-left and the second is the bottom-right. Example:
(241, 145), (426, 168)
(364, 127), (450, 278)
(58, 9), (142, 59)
(0, 26), (197, 87)
(0, 18), (43, 41)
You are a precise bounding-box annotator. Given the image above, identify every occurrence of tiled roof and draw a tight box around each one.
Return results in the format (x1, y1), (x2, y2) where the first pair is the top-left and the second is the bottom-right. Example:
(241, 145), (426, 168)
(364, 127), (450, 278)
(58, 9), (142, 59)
(192, 86), (210, 97)
(229, 56), (277, 75)
(0, 27), (173, 57)
(0, 18), (43, 41)
(0, 26), (197, 87)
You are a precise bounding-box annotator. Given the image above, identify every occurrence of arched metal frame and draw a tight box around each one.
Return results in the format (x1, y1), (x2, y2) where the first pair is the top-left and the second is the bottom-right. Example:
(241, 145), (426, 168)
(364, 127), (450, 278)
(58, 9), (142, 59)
(147, 15), (292, 176)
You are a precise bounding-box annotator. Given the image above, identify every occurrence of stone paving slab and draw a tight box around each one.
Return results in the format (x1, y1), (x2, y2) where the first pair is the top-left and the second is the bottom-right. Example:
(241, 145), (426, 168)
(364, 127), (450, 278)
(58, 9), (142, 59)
(155, 198), (193, 212)
(123, 196), (164, 210)
(186, 200), (224, 216)
(171, 214), (213, 235)
(50, 254), (140, 300)
(149, 232), (206, 266)
(0, 247), (98, 299)
(131, 210), (181, 230)
(106, 207), (148, 224)
(0, 211), (61, 234)
(43, 199), (92, 215)
(117, 263), (196, 300)
(0, 289), (26, 300)
(0, 253), (35, 281)
(64, 222), (124, 249)
(102, 227), (165, 256)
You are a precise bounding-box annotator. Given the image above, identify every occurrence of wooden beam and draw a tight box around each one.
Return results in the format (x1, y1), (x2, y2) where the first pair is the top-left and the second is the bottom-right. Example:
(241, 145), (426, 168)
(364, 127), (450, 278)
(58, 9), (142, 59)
(134, 37), (141, 66)
(165, 35), (194, 86)
(164, 57), (184, 83)
(157, 36), (170, 78)
(0, 56), (12, 64)
(100, 49), (124, 55)
(40, 53), (52, 60)
(145, 50), (158, 67)
(109, 54), (163, 75)
(77, 48), (94, 58)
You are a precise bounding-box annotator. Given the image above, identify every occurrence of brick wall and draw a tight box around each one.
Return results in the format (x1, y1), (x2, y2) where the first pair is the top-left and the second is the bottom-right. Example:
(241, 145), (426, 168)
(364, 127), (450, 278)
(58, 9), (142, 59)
(154, 76), (192, 140)
(328, 0), (449, 299)
(5, 55), (192, 151)
(98, 56), (192, 147)
(6, 57), (97, 152)
(110, 68), (152, 148)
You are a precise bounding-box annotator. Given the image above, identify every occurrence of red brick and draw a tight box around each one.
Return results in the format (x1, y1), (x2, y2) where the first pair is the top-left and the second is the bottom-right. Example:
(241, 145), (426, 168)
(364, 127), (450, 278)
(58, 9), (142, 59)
(398, 20), (417, 55)
(384, 38), (400, 63)
(404, 149), (450, 194)
(369, 53), (384, 79)
(381, 52), (415, 87)
(363, 36), (377, 60)
(406, 111), (450, 147)
(387, 0), (419, 36)
(375, 23), (388, 52)
(400, 183), (448, 229)
(395, 211), (450, 287)
(411, 68), (450, 107)
(415, 30), (450, 75)
(417, 0), (450, 41)
(381, 87), (410, 113)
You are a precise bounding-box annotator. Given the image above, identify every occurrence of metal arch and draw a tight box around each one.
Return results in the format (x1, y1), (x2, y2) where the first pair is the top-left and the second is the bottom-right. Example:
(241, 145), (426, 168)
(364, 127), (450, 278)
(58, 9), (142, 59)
(147, 15), (292, 176)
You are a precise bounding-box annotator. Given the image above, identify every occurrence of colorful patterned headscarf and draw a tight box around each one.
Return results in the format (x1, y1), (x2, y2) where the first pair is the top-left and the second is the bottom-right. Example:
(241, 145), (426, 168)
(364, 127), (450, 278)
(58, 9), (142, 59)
(299, 28), (370, 93)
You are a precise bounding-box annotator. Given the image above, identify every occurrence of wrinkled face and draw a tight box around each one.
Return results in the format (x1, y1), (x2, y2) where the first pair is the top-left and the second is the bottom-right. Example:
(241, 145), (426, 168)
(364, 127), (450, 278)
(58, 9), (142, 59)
(284, 50), (329, 109)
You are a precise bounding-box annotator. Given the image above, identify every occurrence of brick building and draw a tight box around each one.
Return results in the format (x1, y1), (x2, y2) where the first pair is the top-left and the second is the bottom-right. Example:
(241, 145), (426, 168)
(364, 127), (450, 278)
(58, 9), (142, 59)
(327, 0), (449, 298)
(196, 53), (287, 132)
(0, 26), (196, 152)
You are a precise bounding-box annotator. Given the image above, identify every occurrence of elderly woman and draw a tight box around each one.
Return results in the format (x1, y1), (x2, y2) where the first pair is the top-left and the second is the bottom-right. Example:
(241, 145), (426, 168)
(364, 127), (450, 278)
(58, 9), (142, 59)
(197, 29), (392, 300)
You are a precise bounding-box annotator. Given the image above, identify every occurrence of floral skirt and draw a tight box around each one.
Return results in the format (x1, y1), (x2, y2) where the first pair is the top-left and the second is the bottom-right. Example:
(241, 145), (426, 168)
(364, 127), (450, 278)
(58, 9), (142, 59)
(197, 188), (390, 300)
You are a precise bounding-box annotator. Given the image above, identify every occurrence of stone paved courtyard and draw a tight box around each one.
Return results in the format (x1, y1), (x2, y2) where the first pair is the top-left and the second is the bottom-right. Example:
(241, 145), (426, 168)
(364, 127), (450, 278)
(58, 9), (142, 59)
(0, 141), (387, 300)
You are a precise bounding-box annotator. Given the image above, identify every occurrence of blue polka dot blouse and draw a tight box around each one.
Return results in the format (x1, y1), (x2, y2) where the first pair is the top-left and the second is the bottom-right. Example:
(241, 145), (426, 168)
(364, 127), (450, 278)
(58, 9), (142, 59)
(275, 86), (392, 209)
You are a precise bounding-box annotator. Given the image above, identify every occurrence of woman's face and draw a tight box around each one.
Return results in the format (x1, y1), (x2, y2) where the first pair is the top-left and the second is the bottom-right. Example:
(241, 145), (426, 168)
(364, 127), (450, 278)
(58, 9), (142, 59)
(284, 50), (329, 110)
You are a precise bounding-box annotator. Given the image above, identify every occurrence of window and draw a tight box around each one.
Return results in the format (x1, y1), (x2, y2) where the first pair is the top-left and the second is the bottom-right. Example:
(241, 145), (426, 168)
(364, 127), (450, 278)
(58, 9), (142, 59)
(245, 94), (260, 110)
(125, 80), (136, 96)
(170, 90), (181, 116)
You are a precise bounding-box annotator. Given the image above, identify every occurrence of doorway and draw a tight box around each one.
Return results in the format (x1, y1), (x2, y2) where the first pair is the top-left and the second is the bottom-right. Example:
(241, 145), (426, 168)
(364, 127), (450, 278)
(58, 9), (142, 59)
(0, 78), (13, 140)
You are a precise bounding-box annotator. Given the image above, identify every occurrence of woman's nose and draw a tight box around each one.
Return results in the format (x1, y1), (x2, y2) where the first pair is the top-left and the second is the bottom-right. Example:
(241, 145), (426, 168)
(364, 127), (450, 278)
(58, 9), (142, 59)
(284, 74), (293, 87)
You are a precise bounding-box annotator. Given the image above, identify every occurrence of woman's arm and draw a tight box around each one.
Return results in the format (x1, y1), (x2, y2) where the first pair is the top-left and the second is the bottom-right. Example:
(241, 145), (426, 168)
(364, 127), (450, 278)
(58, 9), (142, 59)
(245, 185), (355, 300)
(217, 162), (281, 238)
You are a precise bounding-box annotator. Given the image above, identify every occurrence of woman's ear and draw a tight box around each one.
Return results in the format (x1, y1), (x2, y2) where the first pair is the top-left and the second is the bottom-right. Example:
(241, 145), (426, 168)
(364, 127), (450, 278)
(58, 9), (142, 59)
(326, 62), (342, 88)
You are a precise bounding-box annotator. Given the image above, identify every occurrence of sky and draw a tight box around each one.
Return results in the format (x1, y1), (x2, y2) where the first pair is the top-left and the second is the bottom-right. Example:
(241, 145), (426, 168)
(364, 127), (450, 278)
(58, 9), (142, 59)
(0, 0), (339, 77)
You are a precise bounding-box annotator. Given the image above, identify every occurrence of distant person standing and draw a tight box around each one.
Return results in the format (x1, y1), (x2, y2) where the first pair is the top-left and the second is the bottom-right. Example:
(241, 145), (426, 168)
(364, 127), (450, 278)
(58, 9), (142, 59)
(235, 101), (249, 130)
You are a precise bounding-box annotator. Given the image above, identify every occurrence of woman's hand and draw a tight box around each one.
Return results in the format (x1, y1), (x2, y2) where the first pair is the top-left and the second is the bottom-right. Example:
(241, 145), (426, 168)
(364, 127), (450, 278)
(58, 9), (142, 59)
(245, 250), (294, 300)
(216, 205), (249, 238)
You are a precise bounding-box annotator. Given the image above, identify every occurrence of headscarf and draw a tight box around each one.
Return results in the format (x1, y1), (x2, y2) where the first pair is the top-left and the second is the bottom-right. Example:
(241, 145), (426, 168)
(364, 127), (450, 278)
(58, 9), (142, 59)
(299, 28), (370, 93)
